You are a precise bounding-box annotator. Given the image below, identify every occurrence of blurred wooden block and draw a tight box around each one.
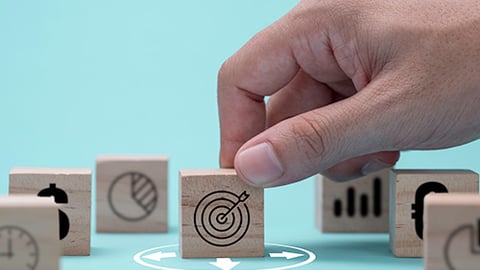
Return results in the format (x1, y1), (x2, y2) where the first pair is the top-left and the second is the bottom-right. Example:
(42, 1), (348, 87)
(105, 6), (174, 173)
(9, 167), (92, 256)
(316, 169), (390, 233)
(96, 155), (168, 233)
(389, 170), (478, 257)
(425, 193), (480, 270)
(0, 195), (60, 270)
(180, 169), (264, 258)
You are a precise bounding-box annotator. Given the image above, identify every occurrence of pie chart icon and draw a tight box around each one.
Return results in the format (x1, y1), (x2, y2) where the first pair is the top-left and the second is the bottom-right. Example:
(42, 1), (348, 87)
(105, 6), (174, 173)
(108, 172), (158, 221)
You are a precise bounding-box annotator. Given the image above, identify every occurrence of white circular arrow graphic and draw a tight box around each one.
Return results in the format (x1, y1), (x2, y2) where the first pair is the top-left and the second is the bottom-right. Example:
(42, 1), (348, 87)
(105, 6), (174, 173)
(133, 243), (316, 270)
(209, 258), (240, 270)
(269, 252), (304, 260)
(142, 251), (177, 262)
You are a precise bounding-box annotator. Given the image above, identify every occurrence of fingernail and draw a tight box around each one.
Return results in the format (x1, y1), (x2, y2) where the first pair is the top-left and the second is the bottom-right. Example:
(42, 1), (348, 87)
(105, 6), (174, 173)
(236, 142), (284, 186)
(361, 159), (391, 176)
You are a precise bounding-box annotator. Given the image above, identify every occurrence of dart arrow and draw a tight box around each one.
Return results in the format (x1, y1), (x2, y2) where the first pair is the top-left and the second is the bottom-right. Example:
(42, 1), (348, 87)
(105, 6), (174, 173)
(218, 191), (250, 223)
(209, 258), (240, 270)
(237, 191), (250, 202)
(141, 251), (176, 261)
(269, 251), (304, 259)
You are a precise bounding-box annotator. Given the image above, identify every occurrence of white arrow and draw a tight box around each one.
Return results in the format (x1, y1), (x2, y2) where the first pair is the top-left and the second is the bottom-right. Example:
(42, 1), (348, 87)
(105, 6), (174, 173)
(269, 251), (304, 260)
(141, 251), (177, 261)
(209, 258), (240, 270)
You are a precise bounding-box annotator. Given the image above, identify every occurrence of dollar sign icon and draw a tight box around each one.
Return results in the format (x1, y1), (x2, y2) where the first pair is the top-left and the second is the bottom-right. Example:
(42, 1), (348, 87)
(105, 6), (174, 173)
(38, 183), (70, 240)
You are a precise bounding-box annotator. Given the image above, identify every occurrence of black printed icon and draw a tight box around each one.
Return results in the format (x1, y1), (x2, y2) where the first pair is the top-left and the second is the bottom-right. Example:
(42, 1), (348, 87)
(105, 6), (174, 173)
(108, 172), (158, 222)
(444, 219), (480, 270)
(0, 226), (39, 270)
(333, 177), (383, 218)
(411, 182), (448, 239)
(194, 190), (250, 247)
(38, 183), (70, 240)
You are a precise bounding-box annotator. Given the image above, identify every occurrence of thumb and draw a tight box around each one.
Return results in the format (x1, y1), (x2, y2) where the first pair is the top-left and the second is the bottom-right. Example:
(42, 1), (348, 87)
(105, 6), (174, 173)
(234, 77), (401, 187)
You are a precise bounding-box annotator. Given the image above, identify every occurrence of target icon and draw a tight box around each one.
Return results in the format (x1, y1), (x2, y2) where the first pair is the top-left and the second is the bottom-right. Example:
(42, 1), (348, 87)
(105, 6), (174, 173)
(194, 190), (250, 247)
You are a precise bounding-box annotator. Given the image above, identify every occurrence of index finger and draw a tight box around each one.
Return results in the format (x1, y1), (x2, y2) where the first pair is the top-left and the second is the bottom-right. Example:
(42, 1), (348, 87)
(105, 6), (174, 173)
(218, 21), (299, 168)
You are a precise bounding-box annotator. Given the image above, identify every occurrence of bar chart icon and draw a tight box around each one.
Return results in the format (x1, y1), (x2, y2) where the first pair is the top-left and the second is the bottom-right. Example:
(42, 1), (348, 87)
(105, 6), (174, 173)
(316, 169), (390, 233)
(333, 177), (382, 218)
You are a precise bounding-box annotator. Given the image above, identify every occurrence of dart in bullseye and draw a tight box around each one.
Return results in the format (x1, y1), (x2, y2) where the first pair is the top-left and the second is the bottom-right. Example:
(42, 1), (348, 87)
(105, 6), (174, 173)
(217, 191), (250, 224)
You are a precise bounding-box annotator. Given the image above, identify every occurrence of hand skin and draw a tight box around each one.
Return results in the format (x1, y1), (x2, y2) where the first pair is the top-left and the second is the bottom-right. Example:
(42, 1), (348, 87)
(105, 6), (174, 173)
(218, 0), (480, 187)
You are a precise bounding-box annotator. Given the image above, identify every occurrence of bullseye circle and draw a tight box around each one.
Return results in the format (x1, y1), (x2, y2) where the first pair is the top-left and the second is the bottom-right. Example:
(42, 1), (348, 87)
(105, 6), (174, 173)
(194, 191), (250, 247)
(209, 206), (234, 232)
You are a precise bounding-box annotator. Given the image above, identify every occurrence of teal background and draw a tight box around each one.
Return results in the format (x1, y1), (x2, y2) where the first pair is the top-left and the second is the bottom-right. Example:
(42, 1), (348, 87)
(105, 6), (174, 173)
(1, 1), (479, 269)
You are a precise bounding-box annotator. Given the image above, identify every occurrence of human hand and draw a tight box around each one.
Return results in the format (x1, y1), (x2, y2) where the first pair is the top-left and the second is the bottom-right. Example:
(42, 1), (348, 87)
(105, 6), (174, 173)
(218, 0), (480, 187)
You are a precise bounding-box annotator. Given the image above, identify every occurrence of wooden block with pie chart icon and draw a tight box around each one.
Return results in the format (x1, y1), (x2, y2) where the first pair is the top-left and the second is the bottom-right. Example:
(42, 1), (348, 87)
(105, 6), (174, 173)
(424, 193), (480, 270)
(96, 155), (168, 233)
(9, 167), (92, 256)
(0, 195), (60, 270)
(389, 169), (478, 257)
(180, 169), (264, 258)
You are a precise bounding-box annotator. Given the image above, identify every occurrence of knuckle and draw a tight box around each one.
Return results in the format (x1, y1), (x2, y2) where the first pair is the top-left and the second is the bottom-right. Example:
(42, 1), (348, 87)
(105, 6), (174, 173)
(218, 56), (239, 88)
(217, 58), (232, 83)
(289, 114), (332, 161)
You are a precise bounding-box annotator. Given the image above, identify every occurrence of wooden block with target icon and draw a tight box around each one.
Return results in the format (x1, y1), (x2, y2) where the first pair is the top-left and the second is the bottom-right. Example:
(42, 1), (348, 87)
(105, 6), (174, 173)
(96, 155), (168, 233)
(180, 169), (264, 258)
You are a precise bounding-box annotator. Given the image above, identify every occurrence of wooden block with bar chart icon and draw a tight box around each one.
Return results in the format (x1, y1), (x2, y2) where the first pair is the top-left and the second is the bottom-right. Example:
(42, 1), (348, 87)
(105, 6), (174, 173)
(96, 155), (168, 233)
(389, 170), (479, 257)
(180, 169), (264, 258)
(9, 167), (91, 256)
(424, 193), (480, 270)
(316, 169), (390, 233)
(0, 195), (60, 270)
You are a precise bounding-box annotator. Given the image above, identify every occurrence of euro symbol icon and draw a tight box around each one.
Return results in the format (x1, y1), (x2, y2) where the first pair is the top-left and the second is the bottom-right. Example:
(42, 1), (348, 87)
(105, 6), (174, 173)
(411, 182), (448, 239)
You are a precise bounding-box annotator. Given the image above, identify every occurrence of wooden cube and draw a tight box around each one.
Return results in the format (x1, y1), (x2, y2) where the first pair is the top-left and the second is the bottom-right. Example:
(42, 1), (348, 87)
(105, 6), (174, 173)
(0, 195), (60, 270)
(9, 168), (92, 256)
(180, 169), (264, 258)
(96, 155), (168, 233)
(389, 170), (478, 257)
(316, 169), (390, 233)
(424, 193), (480, 270)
